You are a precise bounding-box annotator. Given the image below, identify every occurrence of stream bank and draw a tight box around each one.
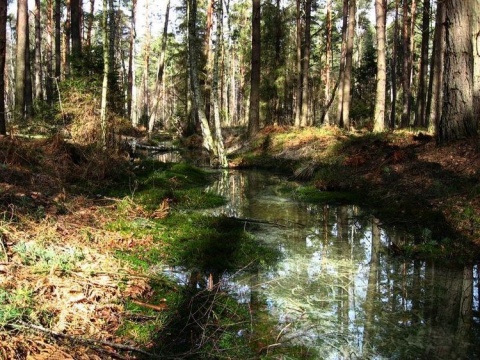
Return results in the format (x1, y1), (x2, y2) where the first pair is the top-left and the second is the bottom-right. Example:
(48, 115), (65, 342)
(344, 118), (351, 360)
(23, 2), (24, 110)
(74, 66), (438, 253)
(227, 126), (480, 261)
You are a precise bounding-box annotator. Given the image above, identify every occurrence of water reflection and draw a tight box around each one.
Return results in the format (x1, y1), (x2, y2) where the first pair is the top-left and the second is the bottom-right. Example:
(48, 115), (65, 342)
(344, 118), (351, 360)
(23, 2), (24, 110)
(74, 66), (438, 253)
(170, 170), (480, 358)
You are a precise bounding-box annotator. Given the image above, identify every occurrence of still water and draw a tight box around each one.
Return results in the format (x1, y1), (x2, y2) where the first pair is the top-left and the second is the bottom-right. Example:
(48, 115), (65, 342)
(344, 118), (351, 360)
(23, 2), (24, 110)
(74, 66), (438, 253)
(168, 170), (480, 359)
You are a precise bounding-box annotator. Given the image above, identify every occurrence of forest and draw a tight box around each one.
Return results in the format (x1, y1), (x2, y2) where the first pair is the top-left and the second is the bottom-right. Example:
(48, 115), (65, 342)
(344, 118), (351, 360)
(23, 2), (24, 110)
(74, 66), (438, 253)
(0, 0), (480, 358)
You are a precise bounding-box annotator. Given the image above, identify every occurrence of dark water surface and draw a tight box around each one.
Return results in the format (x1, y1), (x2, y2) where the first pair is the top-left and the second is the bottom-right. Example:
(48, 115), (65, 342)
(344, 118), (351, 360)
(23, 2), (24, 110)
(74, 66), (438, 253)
(167, 170), (480, 359)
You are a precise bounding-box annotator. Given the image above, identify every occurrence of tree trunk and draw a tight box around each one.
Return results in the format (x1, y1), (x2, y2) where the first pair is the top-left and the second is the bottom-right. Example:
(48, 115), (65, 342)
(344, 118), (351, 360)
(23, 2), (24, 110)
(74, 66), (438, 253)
(294, 0), (302, 127)
(390, 0), (399, 129)
(148, 0), (170, 133)
(71, 0), (82, 60)
(15, 0), (28, 123)
(25, 23), (33, 119)
(204, 0), (214, 123)
(187, 0), (218, 161)
(438, 0), (477, 142)
(401, 0), (413, 127)
(336, 0), (349, 126)
(373, 0), (387, 132)
(127, 0), (137, 123)
(427, 0), (445, 134)
(472, 0), (480, 124)
(341, 0), (356, 129)
(100, 0), (109, 147)
(415, 0), (429, 128)
(108, 0), (115, 91)
(46, 0), (54, 104)
(0, 0), (7, 134)
(248, 0), (261, 138)
(323, 0), (332, 125)
(300, 0), (311, 126)
(212, 0), (227, 167)
(86, 0), (95, 48)
(55, 0), (61, 78)
(34, 0), (43, 101)
(64, 0), (71, 76)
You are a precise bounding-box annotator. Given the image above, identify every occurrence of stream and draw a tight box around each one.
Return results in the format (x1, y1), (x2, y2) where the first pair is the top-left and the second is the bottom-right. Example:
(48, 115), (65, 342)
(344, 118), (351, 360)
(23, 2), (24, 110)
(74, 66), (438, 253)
(163, 169), (480, 359)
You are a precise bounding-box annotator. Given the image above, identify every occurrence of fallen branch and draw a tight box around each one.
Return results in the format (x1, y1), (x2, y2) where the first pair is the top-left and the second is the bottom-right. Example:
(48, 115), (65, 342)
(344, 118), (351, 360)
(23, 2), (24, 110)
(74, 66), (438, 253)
(12, 321), (161, 359)
(229, 216), (288, 228)
(131, 299), (168, 311)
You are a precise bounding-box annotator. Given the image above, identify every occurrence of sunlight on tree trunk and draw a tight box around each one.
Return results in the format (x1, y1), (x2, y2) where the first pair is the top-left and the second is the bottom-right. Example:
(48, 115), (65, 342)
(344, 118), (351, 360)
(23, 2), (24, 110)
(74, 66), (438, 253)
(212, 0), (227, 167)
(438, 0), (478, 142)
(34, 0), (43, 102)
(15, 0), (28, 124)
(341, 0), (355, 129)
(187, 0), (221, 165)
(127, 0), (137, 124)
(373, 0), (386, 132)
(100, 0), (109, 147)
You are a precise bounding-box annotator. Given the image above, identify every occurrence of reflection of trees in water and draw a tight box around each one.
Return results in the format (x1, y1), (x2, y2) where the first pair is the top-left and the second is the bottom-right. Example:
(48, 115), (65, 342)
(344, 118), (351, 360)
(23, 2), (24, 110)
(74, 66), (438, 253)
(200, 171), (479, 358)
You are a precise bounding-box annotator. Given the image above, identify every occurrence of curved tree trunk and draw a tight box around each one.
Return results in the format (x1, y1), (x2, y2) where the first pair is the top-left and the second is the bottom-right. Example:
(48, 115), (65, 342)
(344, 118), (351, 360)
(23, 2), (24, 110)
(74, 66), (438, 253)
(187, 0), (220, 164)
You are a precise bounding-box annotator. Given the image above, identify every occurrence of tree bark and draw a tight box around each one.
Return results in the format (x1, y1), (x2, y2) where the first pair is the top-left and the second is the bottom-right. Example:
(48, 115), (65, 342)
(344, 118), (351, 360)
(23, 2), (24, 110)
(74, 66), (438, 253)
(415, 0), (430, 128)
(323, 0), (332, 125)
(300, 0), (312, 126)
(294, 0), (302, 127)
(25, 23), (33, 119)
(390, 0), (399, 129)
(427, 0), (445, 134)
(0, 0), (6, 134)
(438, 0), (477, 142)
(100, 0), (109, 147)
(341, 0), (356, 129)
(336, 0), (349, 126)
(187, 0), (218, 161)
(373, 0), (387, 132)
(401, 0), (413, 127)
(45, 0), (54, 104)
(15, 0), (28, 123)
(71, 0), (82, 60)
(86, 0), (95, 48)
(127, 0), (137, 123)
(212, 0), (227, 167)
(55, 0), (61, 78)
(34, 0), (43, 101)
(248, 0), (261, 138)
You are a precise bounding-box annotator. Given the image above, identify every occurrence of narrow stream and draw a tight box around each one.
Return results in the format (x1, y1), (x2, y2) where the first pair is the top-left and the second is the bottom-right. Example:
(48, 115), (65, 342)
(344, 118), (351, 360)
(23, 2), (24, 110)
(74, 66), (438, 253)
(166, 169), (480, 359)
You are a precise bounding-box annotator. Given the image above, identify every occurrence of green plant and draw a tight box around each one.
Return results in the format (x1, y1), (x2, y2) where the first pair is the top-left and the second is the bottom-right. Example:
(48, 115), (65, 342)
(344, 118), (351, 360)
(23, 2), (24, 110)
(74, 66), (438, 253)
(13, 241), (85, 273)
(0, 287), (34, 327)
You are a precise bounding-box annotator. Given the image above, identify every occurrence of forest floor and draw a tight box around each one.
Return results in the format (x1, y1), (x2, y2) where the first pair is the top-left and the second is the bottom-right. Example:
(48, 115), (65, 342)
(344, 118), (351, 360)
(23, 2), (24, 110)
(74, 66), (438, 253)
(1, 127), (479, 358)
